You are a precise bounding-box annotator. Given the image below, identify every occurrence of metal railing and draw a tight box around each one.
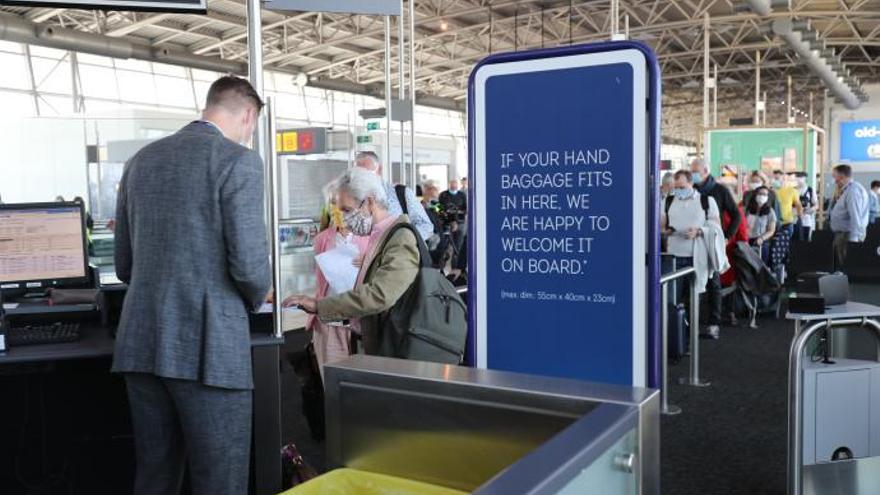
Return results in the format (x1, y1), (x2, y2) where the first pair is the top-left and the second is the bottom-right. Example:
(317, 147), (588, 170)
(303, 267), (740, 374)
(659, 266), (710, 416)
(787, 316), (880, 495)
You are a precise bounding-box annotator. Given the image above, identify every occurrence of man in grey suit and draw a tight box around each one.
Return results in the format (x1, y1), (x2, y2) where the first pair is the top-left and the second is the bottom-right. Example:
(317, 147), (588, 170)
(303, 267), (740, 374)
(113, 76), (271, 495)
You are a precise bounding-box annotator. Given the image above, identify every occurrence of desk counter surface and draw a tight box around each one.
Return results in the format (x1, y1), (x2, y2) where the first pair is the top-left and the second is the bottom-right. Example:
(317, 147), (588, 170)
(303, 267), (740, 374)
(786, 301), (880, 322)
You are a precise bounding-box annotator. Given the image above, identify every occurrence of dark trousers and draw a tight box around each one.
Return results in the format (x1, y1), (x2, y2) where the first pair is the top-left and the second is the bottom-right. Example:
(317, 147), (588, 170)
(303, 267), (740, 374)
(833, 232), (851, 271)
(124, 373), (252, 495)
(795, 221), (812, 242)
(675, 256), (722, 326)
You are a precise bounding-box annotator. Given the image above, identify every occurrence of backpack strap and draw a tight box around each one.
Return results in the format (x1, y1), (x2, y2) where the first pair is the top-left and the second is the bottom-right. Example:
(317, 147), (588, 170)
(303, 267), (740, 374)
(375, 221), (432, 270)
(394, 184), (408, 215)
(664, 195), (674, 217)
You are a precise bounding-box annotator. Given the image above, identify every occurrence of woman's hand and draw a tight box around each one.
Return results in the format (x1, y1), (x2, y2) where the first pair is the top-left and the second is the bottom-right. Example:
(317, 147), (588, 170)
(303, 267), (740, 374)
(755, 237), (764, 246)
(282, 295), (317, 313)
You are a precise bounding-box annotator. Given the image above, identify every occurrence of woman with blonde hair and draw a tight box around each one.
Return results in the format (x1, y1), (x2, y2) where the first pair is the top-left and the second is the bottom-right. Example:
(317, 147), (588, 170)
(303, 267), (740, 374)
(307, 179), (369, 379)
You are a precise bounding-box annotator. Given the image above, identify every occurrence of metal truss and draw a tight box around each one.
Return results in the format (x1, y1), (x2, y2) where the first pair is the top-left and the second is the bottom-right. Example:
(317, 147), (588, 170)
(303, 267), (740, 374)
(2, 0), (878, 143)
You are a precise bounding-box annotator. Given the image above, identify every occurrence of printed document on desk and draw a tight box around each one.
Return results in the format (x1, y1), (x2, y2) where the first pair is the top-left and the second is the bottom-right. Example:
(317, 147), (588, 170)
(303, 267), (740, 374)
(316, 243), (360, 295)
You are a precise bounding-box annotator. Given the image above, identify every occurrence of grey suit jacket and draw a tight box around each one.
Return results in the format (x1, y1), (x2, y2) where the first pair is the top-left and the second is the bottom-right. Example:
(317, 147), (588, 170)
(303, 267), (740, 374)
(112, 121), (271, 390)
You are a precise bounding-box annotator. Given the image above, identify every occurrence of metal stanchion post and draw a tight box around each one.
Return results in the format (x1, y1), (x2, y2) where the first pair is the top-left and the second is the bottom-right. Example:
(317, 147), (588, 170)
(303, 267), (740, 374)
(661, 282), (682, 415)
(680, 273), (711, 387)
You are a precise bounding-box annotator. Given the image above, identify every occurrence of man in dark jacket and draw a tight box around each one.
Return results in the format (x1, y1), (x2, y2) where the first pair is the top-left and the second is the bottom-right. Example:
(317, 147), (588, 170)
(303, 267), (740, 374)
(689, 159), (741, 339)
(691, 159), (742, 239)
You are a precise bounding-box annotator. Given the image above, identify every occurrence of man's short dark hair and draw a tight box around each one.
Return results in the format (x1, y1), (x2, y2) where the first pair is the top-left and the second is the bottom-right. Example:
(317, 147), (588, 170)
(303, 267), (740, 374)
(206, 75), (264, 112)
(833, 164), (853, 177)
(871, 180), (880, 189)
(673, 170), (693, 182)
(773, 169), (784, 175)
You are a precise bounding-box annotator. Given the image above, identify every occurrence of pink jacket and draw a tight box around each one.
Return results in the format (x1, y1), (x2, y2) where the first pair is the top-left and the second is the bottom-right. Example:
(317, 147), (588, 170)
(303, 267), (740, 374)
(307, 227), (370, 331)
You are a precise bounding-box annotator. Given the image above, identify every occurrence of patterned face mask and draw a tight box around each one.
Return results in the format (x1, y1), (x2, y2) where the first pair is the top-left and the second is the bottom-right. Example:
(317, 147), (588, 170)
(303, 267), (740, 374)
(343, 201), (373, 236)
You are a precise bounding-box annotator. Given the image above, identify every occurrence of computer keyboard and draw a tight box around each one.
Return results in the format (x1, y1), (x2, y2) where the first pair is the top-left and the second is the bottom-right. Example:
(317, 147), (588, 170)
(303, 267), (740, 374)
(7, 323), (81, 347)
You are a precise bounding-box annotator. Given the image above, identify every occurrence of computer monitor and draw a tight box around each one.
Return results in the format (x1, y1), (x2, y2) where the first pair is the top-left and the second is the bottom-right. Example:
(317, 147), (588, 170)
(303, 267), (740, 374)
(0, 202), (90, 292)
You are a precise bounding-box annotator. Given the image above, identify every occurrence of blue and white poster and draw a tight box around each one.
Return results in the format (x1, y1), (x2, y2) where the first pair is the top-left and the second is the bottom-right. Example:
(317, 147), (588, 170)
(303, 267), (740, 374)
(468, 43), (660, 388)
(840, 120), (880, 162)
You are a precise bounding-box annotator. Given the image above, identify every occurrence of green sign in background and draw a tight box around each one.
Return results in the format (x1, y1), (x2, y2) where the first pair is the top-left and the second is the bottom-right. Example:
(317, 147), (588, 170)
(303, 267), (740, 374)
(707, 128), (818, 178)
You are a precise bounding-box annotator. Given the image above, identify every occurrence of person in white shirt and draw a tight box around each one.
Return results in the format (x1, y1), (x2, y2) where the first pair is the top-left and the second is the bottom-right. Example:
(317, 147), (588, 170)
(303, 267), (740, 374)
(661, 170), (723, 339)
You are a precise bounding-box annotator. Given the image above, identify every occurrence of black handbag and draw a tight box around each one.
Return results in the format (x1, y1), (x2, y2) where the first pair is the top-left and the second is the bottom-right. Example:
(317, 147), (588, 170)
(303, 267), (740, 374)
(281, 443), (319, 488)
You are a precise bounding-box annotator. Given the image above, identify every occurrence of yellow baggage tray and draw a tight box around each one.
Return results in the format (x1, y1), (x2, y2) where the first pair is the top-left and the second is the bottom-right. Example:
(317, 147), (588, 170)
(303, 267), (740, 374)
(280, 468), (469, 495)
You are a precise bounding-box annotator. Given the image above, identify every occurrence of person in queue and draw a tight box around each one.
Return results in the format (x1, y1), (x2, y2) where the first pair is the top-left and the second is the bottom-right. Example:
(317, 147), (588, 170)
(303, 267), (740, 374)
(660, 171), (674, 204)
(771, 170), (803, 241)
(690, 159), (739, 338)
(308, 181), (370, 380)
(283, 168), (420, 356)
(743, 171), (778, 215)
(691, 159), (741, 240)
(745, 186), (777, 265)
(55, 195), (66, 202)
(439, 178), (467, 214)
(794, 172), (817, 241)
(113, 75), (270, 495)
(420, 180), (444, 245)
(354, 151), (434, 241)
(869, 180), (880, 224)
(829, 164), (870, 269)
(460, 177), (468, 192)
(661, 170), (724, 339)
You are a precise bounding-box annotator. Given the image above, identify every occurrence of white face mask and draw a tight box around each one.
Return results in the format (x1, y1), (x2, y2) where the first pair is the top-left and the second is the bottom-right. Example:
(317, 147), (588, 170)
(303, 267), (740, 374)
(749, 181), (763, 190)
(756, 195), (769, 206)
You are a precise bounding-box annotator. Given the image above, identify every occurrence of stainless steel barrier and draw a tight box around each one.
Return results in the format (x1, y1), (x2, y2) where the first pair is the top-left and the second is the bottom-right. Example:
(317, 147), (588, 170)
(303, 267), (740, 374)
(659, 266), (709, 416)
(787, 317), (880, 495)
(324, 355), (660, 495)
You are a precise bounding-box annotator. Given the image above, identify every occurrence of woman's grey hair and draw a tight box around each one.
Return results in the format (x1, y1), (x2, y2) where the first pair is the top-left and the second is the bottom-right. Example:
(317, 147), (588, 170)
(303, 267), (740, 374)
(337, 167), (388, 208)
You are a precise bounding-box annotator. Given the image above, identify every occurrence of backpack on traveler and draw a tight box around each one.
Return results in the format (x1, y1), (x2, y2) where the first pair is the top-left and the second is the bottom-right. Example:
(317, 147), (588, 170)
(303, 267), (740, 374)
(376, 223), (468, 364)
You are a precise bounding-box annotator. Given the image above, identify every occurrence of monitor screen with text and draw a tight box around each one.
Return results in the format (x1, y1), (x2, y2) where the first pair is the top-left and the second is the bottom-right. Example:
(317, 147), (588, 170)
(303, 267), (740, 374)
(0, 205), (87, 284)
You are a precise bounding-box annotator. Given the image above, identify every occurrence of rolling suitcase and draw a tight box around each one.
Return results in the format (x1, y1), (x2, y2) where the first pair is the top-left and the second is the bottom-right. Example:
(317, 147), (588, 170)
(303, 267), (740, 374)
(668, 303), (688, 363)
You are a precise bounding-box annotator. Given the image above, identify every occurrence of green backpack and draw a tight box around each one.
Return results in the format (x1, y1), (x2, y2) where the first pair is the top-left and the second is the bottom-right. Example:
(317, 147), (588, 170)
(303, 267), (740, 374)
(376, 222), (468, 364)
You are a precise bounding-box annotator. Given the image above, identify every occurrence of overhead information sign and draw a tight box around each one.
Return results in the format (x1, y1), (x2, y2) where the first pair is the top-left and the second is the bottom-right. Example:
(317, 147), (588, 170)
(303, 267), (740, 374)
(468, 43), (661, 388)
(277, 128), (327, 156)
(0, 0), (206, 12)
(840, 119), (880, 162)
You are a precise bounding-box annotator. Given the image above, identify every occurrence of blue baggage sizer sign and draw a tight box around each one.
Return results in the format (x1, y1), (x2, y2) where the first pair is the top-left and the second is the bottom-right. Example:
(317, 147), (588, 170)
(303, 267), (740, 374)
(467, 42), (661, 388)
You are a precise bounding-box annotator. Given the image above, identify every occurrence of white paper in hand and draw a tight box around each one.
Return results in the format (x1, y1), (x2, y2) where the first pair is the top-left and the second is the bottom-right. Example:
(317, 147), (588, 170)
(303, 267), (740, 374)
(316, 243), (360, 295)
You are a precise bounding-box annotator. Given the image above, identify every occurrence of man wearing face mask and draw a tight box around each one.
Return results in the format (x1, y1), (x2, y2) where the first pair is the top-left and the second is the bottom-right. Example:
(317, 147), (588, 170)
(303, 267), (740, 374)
(662, 170), (725, 339)
(439, 178), (468, 215)
(112, 76), (271, 495)
(690, 159), (741, 241)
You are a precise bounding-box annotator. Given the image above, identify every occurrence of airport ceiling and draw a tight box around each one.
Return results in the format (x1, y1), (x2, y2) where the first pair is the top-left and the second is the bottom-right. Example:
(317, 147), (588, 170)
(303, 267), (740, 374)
(1, 0), (879, 143)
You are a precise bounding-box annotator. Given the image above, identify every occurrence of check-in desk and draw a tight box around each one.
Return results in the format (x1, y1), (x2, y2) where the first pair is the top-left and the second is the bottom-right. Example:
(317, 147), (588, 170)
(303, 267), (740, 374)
(0, 303), (287, 495)
(322, 356), (660, 495)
